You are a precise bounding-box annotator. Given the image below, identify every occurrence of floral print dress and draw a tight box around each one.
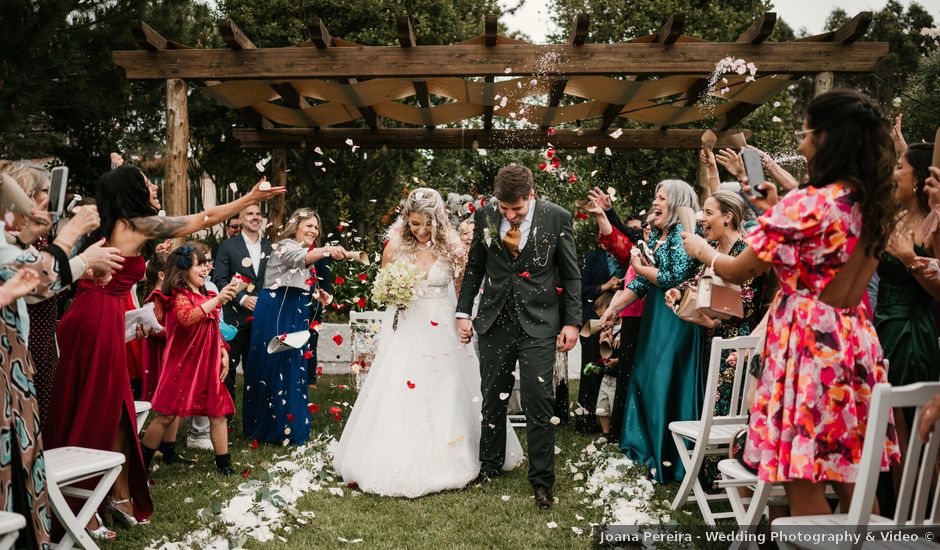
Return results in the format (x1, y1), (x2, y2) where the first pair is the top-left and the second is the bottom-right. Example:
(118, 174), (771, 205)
(742, 183), (900, 483)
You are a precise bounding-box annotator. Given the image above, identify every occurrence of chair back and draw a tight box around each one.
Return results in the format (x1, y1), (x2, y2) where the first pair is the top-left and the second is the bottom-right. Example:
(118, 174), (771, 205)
(700, 336), (762, 425)
(849, 382), (940, 526)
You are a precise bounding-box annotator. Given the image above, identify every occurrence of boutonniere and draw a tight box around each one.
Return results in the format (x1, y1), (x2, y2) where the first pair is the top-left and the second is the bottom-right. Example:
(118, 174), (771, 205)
(483, 227), (493, 247)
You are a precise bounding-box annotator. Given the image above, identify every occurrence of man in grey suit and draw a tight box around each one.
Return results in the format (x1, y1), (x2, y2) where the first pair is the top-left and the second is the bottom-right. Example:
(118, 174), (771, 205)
(456, 164), (581, 510)
(211, 204), (273, 402)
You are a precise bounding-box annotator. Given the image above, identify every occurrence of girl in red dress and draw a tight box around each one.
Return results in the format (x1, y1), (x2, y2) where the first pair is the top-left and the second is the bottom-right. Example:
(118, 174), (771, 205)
(140, 245), (241, 474)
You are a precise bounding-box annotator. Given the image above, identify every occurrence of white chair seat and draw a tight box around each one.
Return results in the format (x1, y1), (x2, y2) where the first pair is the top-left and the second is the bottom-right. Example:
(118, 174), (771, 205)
(134, 400), (152, 433)
(669, 420), (747, 445)
(45, 447), (125, 550)
(773, 515), (938, 550)
(0, 512), (25, 550)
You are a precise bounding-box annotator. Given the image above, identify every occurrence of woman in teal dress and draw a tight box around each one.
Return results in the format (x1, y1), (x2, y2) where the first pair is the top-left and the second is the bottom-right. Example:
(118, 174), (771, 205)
(600, 179), (703, 483)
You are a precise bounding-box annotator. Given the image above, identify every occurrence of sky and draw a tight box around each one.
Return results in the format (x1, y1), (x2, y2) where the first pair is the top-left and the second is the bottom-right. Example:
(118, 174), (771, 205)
(499, 0), (940, 42)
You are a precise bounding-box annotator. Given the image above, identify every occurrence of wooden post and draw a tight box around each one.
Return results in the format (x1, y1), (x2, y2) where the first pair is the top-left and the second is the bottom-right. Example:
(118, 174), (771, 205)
(814, 72), (834, 96)
(267, 148), (287, 241)
(164, 78), (189, 218)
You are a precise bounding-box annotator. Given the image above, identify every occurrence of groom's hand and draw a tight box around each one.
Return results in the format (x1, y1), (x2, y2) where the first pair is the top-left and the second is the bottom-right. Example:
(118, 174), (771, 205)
(456, 318), (474, 344)
(556, 325), (579, 352)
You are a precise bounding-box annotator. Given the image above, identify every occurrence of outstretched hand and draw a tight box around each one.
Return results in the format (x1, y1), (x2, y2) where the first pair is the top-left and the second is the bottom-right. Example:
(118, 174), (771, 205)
(246, 177), (287, 204)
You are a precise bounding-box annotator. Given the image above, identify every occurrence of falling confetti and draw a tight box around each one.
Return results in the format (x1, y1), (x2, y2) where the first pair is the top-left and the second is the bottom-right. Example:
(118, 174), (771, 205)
(604, 147), (612, 156)
(609, 128), (623, 139)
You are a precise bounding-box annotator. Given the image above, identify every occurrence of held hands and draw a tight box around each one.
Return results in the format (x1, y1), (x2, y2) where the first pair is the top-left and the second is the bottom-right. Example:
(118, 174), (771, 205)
(456, 318), (473, 344)
(2, 268), (40, 300)
(246, 176), (287, 204)
(556, 325), (579, 352)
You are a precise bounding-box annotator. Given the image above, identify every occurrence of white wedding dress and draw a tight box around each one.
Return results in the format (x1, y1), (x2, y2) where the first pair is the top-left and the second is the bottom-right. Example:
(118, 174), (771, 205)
(332, 256), (524, 498)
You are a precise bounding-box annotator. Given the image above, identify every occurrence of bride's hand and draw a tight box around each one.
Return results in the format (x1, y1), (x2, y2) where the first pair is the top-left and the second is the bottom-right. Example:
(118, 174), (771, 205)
(456, 318), (473, 344)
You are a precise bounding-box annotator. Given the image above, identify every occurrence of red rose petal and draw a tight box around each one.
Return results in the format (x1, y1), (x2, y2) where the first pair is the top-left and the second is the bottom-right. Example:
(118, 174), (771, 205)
(546, 127), (556, 136)
(546, 148), (555, 159)
(308, 403), (319, 413)
(329, 406), (342, 415)
(539, 162), (548, 172)
(406, 380), (416, 389)
(332, 334), (344, 346)
(334, 413), (342, 422)
(334, 276), (346, 285)
(310, 320), (321, 331)
(356, 296), (367, 308)
(251, 439), (259, 449)
(246, 315), (254, 322)
(568, 173), (577, 183)
(316, 366), (323, 376)
(430, 321), (439, 326)
(241, 468), (251, 479)
(552, 158), (561, 169)
(303, 350), (313, 359)
(286, 413), (295, 422)
(467, 203), (476, 213)
(279, 332), (287, 341)
(357, 273), (368, 281)
(479, 197), (486, 208)
(338, 384), (348, 390)
(519, 271), (531, 279)
(556, 287), (564, 295)
(575, 212), (589, 220)
(304, 276), (316, 286)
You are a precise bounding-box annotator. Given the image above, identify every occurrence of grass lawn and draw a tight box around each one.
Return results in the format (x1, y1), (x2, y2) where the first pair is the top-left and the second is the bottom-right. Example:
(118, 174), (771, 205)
(110, 375), (668, 549)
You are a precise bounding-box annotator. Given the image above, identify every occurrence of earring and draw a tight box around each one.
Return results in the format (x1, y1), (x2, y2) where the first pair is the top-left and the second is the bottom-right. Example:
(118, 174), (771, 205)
(724, 221), (729, 227)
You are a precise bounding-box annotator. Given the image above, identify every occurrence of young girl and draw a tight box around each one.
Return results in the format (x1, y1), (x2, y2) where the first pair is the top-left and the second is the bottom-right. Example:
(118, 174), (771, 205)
(140, 245), (240, 475)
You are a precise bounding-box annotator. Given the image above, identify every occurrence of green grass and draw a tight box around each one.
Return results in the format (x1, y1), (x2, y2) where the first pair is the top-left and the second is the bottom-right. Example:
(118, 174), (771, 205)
(111, 376), (625, 549)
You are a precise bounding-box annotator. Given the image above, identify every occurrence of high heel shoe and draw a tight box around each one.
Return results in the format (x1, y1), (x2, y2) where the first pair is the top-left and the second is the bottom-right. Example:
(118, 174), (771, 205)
(106, 497), (138, 527)
(86, 513), (117, 541)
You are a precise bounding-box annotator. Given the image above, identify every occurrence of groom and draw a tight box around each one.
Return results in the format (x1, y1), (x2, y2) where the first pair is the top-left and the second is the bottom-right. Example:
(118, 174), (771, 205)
(456, 163), (581, 510)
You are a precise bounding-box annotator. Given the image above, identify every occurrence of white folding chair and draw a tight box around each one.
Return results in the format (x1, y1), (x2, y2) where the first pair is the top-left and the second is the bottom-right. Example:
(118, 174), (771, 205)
(45, 447), (125, 550)
(772, 382), (940, 549)
(668, 335), (760, 524)
(134, 401), (151, 433)
(0, 512), (25, 550)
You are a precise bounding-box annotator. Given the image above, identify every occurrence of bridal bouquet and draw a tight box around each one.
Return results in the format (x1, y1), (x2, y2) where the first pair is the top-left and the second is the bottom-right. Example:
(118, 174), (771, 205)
(372, 259), (422, 311)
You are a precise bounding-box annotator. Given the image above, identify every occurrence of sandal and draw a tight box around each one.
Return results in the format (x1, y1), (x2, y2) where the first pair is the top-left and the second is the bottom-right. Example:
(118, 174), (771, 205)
(86, 513), (117, 541)
(106, 497), (138, 528)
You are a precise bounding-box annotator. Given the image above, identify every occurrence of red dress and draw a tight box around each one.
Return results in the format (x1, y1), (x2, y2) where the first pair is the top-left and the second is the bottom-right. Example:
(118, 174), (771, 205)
(140, 290), (168, 402)
(46, 256), (153, 522)
(151, 288), (234, 417)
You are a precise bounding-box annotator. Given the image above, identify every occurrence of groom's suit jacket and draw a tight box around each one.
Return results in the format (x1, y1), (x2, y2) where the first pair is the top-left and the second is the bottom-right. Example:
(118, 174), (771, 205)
(457, 198), (581, 338)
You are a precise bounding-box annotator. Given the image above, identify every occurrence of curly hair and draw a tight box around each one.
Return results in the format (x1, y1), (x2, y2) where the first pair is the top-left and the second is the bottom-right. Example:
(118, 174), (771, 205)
(389, 188), (463, 276)
(903, 143), (933, 216)
(804, 89), (896, 256)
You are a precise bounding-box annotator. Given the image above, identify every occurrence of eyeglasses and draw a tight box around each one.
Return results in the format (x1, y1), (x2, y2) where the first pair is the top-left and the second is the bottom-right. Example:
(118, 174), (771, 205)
(228, 224), (241, 230)
(793, 129), (814, 139)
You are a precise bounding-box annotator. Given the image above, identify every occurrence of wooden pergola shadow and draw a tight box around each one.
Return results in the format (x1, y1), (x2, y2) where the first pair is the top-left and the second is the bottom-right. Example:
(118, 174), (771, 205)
(112, 11), (885, 224)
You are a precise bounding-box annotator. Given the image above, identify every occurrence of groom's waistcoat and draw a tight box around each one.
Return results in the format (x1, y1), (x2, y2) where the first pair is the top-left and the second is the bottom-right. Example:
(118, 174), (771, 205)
(456, 198), (582, 338)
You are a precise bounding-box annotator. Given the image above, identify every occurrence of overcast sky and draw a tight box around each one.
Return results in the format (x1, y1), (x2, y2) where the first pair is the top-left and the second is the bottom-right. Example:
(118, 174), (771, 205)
(500, 0), (940, 42)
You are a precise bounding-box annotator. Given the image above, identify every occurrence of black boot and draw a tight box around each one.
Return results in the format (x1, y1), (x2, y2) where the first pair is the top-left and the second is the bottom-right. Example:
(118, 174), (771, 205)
(215, 453), (235, 476)
(160, 441), (196, 465)
(141, 444), (157, 470)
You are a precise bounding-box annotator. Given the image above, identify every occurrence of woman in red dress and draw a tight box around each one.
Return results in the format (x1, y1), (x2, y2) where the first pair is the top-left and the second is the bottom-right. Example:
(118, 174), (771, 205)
(140, 245), (239, 474)
(45, 166), (283, 538)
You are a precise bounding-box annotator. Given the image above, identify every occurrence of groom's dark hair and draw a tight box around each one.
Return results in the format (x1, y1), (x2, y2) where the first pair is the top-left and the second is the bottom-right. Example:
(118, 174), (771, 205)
(494, 164), (533, 203)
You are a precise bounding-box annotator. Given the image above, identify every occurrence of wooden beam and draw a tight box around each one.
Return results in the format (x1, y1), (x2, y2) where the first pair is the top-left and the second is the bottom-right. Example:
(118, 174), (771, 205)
(269, 84), (309, 110)
(484, 15), (498, 46)
(482, 76), (495, 131)
(541, 14), (589, 128)
(309, 18), (333, 49)
(600, 14), (685, 130)
(114, 41), (889, 80)
(165, 79), (189, 216)
(721, 11), (873, 130)
(218, 18), (255, 50)
(233, 128), (752, 150)
(237, 107), (273, 130)
(132, 20), (168, 52)
(736, 12), (777, 44)
(397, 15), (416, 48)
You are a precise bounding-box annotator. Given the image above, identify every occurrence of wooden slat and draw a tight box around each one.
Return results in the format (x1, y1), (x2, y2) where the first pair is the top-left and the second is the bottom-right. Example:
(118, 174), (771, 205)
(132, 20), (167, 52)
(484, 15), (498, 47)
(541, 14), (589, 129)
(309, 18), (333, 49)
(218, 18), (255, 50)
(600, 14), (684, 130)
(735, 12), (777, 44)
(165, 79), (189, 216)
(721, 11), (873, 130)
(482, 76), (495, 131)
(397, 15), (416, 48)
(114, 41), (889, 80)
(233, 128), (752, 150)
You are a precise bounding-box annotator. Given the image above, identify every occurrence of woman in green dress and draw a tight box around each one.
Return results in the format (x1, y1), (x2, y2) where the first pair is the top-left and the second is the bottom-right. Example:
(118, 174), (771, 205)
(600, 179), (702, 483)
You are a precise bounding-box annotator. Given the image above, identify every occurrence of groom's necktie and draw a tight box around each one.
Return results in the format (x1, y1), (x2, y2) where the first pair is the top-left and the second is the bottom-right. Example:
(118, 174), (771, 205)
(503, 222), (522, 258)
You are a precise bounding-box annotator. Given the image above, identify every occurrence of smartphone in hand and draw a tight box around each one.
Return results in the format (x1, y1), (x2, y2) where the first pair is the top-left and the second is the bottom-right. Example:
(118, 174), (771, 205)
(48, 166), (68, 216)
(741, 149), (767, 199)
(932, 127), (939, 168)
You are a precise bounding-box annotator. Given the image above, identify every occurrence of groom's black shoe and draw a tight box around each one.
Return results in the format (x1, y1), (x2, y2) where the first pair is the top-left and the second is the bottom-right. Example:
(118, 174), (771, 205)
(470, 469), (499, 487)
(534, 485), (553, 510)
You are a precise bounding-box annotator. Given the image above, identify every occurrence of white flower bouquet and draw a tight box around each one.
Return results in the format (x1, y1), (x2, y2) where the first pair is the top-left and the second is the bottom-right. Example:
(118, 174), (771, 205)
(372, 258), (422, 310)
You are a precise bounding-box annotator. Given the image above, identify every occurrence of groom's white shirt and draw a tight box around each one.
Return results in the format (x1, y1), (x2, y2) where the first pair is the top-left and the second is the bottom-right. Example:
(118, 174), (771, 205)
(456, 199), (536, 321)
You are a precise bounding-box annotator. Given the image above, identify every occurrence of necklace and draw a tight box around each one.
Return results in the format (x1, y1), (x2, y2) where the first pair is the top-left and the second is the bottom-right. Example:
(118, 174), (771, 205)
(415, 240), (433, 250)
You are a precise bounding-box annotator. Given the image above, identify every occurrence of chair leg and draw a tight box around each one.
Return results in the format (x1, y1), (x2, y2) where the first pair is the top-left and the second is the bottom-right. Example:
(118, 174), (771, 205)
(47, 465), (121, 550)
(670, 432), (697, 511)
(670, 432), (715, 523)
(0, 532), (19, 550)
(725, 483), (748, 525)
(742, 480), (772, 536)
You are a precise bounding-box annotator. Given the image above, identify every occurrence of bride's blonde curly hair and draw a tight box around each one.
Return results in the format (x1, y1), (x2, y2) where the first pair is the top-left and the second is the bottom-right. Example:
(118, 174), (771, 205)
(388, 188), (463, 275)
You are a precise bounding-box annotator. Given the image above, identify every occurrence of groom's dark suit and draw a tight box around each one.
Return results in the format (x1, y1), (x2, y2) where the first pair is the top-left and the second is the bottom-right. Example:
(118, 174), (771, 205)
(457, 198), (581, 489)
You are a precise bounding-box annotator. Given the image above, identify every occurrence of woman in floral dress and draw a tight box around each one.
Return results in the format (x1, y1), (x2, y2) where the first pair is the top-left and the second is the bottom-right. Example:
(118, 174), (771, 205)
(682, 89), (900, 515)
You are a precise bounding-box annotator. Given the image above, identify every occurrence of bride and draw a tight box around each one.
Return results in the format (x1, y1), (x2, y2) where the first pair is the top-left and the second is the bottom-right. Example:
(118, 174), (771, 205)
(332, 188), (523, 498)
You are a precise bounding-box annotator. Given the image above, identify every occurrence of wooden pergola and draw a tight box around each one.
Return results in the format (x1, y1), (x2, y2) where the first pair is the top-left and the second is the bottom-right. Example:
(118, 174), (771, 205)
(112, 11), (885, 220)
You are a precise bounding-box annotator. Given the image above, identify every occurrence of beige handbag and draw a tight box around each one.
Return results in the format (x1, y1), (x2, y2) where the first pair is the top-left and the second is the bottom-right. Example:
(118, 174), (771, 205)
(696, 254), (744, 319)
(675, 286), (700, 322)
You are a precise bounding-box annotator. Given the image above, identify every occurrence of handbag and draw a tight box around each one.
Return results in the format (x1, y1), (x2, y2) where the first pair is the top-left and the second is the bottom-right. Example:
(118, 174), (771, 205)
(675, 286), (718, 328)
(696, 254), (744, 319)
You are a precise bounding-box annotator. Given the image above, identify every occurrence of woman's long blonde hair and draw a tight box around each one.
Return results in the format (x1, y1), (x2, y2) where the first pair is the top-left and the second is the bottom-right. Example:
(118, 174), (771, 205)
(388, 188), (462, 275)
